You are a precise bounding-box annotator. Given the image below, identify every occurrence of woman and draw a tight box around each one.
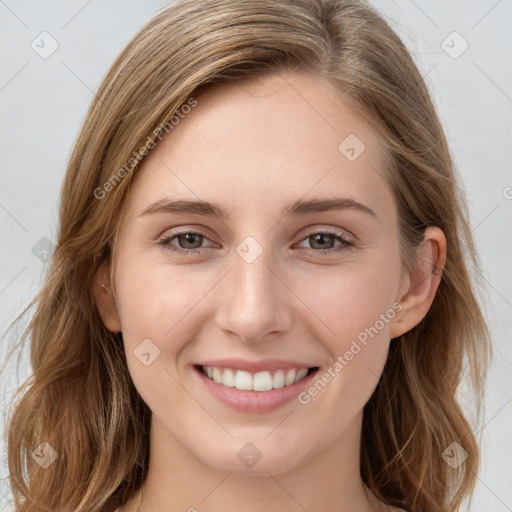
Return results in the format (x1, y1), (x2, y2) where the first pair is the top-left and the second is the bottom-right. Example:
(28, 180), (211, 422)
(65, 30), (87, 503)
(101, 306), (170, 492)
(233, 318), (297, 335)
(6, 0), (490, 511)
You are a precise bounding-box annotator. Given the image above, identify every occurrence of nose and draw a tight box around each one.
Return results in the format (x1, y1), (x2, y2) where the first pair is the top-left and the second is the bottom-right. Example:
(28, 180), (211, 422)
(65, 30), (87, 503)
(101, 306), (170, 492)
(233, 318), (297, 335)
(214, 246), (294, 344)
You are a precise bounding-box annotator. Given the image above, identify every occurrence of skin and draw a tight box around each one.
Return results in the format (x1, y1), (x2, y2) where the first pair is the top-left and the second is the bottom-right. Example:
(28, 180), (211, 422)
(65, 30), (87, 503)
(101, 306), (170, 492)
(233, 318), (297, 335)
(95, 71), (446, 512)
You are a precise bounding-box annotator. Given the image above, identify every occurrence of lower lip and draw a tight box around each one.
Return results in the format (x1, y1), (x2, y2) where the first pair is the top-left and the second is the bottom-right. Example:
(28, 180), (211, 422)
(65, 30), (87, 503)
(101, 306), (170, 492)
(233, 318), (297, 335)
(193, 366), (319, 413)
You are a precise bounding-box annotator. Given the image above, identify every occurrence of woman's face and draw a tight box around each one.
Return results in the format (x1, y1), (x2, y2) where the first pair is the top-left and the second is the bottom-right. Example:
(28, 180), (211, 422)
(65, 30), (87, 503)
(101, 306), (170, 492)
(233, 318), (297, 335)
(104, 72), (414, 475)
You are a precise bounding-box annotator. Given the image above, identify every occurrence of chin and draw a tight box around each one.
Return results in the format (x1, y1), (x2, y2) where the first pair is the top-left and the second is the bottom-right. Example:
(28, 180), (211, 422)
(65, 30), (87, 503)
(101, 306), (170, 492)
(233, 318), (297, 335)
(199, 437), (308, 476)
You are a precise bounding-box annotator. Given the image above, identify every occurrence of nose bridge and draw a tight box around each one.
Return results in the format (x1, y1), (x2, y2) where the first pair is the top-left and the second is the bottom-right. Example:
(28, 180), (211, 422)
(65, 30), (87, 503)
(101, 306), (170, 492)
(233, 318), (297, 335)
(215, 241), (292, 342)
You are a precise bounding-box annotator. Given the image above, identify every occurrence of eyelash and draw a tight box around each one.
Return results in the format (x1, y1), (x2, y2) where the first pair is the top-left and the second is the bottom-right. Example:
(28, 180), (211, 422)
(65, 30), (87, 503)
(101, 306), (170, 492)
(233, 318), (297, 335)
(157, 228), (354, 256)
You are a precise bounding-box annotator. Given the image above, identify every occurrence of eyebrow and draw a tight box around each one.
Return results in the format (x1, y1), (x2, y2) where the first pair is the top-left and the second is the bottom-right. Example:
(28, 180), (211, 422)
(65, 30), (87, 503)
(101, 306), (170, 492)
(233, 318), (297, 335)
(140, 196), (376, 219)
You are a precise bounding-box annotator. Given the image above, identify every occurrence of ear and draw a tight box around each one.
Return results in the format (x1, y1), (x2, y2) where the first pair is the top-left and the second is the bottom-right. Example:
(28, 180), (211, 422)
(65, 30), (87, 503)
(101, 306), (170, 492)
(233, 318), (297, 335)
(93, 260), (122, 333)
(390, 226), (447, 338)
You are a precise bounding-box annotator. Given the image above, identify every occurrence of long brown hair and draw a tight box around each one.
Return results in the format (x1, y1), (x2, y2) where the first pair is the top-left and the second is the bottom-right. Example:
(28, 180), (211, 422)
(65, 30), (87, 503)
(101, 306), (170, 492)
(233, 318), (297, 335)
(5, 0), (491, 510)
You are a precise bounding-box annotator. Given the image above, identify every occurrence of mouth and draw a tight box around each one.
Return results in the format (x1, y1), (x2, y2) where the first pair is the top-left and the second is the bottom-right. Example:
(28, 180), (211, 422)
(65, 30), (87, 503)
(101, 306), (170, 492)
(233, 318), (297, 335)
(195, 364), (319, 392)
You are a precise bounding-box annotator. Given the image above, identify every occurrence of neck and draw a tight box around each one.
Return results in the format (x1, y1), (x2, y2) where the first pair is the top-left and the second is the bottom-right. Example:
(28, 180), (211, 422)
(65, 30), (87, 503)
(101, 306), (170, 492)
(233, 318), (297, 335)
(131, 411), (384, 512)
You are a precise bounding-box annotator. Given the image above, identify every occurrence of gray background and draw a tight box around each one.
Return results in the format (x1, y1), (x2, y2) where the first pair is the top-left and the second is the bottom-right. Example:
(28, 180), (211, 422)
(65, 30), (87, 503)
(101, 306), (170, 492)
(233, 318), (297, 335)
(1, 1), (511, 510)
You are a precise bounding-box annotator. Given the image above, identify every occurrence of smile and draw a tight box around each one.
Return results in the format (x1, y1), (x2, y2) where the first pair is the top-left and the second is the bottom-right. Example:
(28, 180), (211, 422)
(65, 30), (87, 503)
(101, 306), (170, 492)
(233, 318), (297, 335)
(200, 365), (315, 392)
(193, 358), (320, 413)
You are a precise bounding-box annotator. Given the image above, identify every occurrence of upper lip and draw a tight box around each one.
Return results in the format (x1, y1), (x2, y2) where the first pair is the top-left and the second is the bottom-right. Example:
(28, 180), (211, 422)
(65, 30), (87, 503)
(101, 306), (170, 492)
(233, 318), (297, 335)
(194, 358), (318, 373)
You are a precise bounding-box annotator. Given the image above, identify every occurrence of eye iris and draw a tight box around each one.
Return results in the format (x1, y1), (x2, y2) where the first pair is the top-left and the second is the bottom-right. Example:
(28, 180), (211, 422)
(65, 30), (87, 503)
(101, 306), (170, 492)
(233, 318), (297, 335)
(310, 233), (334, 250)
(178, 233), (203, 249)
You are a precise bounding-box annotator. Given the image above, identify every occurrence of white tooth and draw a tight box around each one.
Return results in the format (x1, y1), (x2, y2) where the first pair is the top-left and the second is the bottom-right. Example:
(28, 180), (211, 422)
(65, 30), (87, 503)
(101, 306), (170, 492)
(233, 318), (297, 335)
(206, 366), (213, 379)
(212, 367), (223, 383)
(294, 368), (308, 383)
(272, 370), (285, 389)
(222, 368), (236, 387)
(253, 371), (273, 391)
(234, 370), (253, 390)
(284, 369), (297, 386)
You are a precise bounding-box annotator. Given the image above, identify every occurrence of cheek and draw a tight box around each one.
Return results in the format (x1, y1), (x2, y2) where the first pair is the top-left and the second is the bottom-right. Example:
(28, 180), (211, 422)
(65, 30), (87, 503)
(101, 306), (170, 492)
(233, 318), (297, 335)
(115, 245), (401, 352)
(115, 255), (202, 338)
(112, 259), (204, 400)
(113, 258), (209, 410)
(293, 253), (401, 352)
(115, 238), (401, 377)
(294, 272), (399, 428)
(290, 253), (402, 416)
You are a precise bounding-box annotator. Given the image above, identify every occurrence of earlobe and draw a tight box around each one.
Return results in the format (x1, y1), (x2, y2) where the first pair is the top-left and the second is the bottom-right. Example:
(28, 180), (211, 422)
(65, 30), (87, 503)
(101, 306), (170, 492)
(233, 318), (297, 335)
(93, 262), (122, 333)
(390, 227), (447, 339)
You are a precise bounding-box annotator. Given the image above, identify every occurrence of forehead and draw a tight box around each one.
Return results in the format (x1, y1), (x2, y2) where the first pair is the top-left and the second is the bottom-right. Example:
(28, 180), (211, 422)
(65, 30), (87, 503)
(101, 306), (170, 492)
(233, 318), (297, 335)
(128, 71), (394, 221)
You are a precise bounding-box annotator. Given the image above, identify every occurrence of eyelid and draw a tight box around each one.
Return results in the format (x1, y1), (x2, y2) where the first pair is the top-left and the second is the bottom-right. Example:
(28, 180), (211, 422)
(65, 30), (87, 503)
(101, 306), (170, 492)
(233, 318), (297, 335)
(298, 225), (355, 243)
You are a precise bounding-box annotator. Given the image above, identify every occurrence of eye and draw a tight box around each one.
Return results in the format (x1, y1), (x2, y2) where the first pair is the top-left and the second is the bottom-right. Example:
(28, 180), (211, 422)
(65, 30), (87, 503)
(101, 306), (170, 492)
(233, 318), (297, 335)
(157, 228), (354, 256)
(296, 229), (354, 254)
(157, 230), (215, 254)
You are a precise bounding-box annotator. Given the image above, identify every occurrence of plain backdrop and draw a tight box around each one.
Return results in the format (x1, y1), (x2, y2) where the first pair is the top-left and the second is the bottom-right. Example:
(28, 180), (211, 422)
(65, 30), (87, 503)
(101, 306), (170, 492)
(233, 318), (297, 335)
(1, 1), (511, 510)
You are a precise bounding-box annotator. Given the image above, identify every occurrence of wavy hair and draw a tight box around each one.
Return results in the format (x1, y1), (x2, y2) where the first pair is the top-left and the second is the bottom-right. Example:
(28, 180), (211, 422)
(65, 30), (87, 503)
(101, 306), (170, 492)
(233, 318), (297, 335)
(5, 0), (490, 510)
